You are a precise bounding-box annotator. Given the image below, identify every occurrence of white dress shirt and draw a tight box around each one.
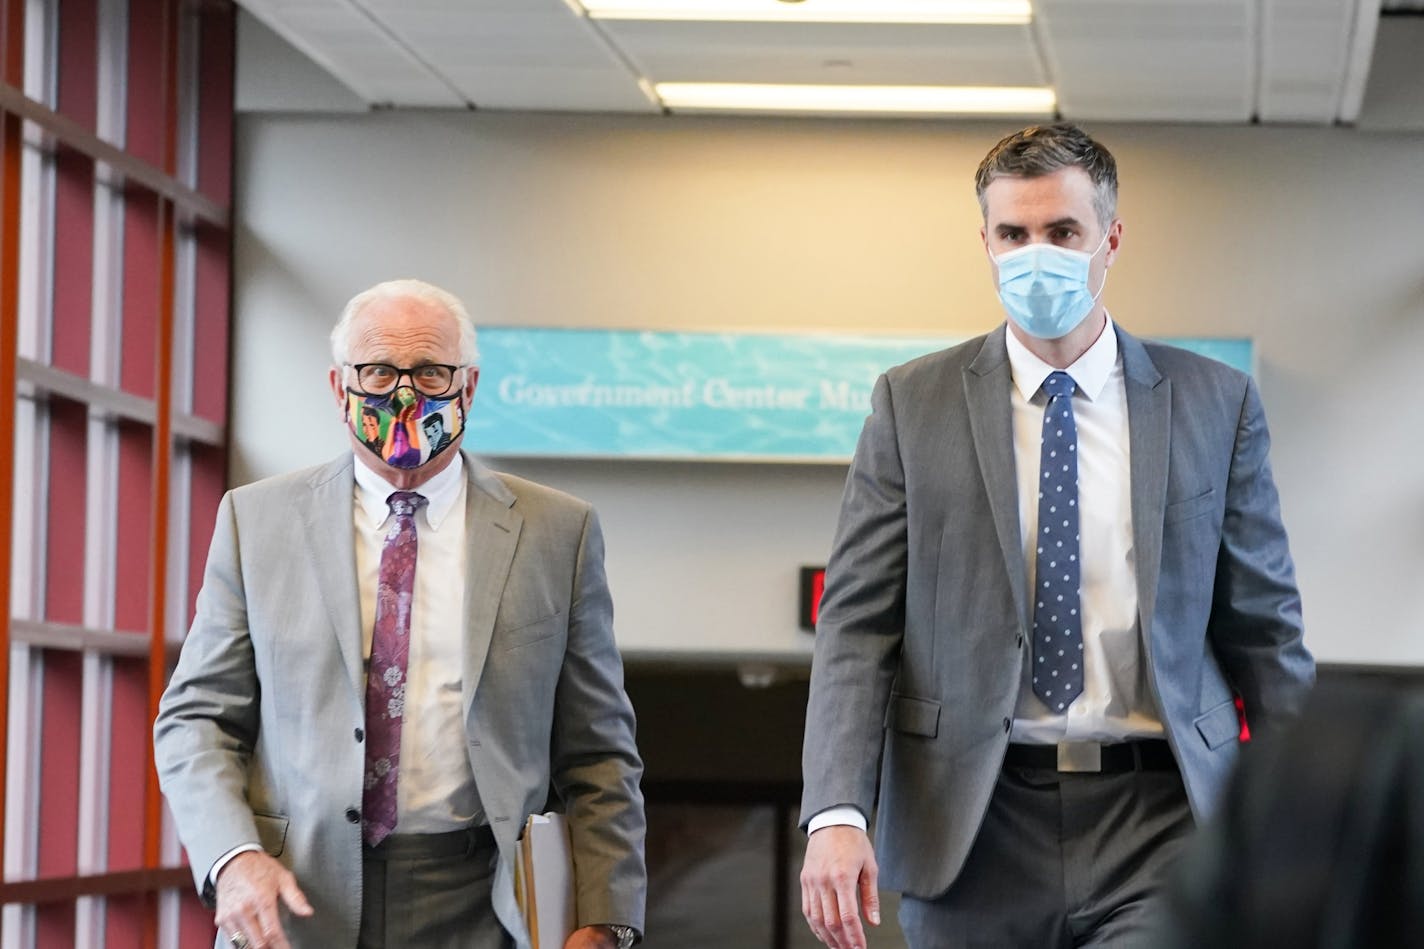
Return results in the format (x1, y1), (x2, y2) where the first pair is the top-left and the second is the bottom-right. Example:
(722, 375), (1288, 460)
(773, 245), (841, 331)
(809, 318), (1163, 836)
(352, 453), (482, 832)
(1005, 318), (1163, 744)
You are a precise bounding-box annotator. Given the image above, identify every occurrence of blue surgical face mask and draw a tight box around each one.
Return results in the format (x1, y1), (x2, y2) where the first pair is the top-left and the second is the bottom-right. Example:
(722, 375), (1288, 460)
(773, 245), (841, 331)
(993, 230), (1110, 340)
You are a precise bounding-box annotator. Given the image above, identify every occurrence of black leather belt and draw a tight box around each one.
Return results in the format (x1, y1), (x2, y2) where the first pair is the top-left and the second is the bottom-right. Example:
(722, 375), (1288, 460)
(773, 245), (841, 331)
(1003, 739), (1176, 773)
(363, 823), (495, 860)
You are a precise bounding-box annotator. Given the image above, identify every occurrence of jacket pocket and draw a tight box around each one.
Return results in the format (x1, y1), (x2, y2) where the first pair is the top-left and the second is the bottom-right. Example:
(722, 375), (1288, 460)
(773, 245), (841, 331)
(885, 693), (941, 738)
(495, 609), (564, 651)
(1164, 488), (1216, 525)
(1193, 699), (1241, 750)
(253, 812), (289, 857)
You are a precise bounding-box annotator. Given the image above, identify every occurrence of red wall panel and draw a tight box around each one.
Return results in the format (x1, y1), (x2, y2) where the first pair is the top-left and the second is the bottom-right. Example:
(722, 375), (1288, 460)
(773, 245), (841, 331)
(56, 0), (99, 131)
(107, 660), (147, 872)
(178, 890), (216, 946)
(112, 422), (152, 633)
(50, 150), (94, 377)
(43, 398), (87, 625)
(123, 0), (169, 169)
(186, 444), (225, 618)
(105, 658), (150, 949)
(35, 651), (83, 945)
(120, 190), (160, 399)
(195, 4), (233, 205)
(104, 896), (144, 949)
(108, 424), (152, 946)
(190, 222), (228, 424)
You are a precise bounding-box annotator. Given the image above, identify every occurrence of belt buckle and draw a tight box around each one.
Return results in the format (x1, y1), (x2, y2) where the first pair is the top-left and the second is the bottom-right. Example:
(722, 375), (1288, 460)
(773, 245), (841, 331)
(1056, 740), (1102, 773)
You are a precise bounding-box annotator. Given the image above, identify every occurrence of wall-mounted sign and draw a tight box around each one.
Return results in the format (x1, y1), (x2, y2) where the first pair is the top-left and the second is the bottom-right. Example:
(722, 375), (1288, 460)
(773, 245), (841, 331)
(464, 328), (1253, 462)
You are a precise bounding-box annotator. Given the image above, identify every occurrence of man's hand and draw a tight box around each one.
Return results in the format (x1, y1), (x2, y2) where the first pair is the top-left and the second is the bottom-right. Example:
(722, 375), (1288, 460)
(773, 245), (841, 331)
(564, 925), (619, 948)
(214, 851), (314, 949)
(800, 825), (881, 949)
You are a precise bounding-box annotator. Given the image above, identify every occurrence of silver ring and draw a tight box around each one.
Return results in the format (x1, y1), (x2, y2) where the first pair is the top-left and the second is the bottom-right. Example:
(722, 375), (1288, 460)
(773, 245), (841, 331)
(228, 933), (249, 949)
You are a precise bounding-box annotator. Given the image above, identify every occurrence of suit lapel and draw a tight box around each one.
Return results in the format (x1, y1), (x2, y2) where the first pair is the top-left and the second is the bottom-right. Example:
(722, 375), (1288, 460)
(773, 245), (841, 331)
(964, 330), (1030, 632)
(298, 455), (366, 700)
(459, 454), (523, 721)
(1117, 327), (1170, 642)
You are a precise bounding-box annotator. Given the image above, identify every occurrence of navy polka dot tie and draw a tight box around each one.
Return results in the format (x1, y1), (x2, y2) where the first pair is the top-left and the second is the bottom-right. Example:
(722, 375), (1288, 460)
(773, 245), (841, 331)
(1032, 371), (1083, 712)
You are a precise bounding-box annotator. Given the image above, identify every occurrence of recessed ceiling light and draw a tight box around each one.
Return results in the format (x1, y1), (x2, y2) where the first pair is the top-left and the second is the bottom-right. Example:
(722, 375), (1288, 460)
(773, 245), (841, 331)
(580, 0), (1032, 26)
(655, 82), (1056, 116)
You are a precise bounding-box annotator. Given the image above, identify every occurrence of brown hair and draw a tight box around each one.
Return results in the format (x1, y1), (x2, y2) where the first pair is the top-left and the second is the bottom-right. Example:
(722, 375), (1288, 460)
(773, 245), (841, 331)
(975, 123), (1118, 227)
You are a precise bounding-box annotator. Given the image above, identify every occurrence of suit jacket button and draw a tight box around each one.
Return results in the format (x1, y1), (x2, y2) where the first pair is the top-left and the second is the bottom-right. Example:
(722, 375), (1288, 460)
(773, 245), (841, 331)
(1002, 717), (1011, 732)
(1016, 635), (1024, 649)
(345, 807), (360, 824)
(354, 728), (364, 742)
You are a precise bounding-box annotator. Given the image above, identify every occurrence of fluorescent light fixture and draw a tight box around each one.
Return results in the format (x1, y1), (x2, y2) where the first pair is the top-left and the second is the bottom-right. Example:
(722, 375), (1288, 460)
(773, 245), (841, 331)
(580, 0), (1032, 25)
(655, 83), (1056, 116)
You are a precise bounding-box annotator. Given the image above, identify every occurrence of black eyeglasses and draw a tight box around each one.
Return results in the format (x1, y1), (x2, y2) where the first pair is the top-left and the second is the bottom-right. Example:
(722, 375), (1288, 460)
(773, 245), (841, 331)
(348, 363), (464, 397)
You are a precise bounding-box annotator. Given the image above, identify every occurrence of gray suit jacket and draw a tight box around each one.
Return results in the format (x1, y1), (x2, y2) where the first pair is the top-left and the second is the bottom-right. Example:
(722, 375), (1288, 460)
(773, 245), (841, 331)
(800, 324), (1313, 900)
(155, 452), (646, 948)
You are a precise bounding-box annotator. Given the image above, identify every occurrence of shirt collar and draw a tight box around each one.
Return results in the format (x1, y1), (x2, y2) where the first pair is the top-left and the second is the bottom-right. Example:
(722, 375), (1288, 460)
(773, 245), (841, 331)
(1005, 314), (1119, 403)
(352, 450), (465, 531)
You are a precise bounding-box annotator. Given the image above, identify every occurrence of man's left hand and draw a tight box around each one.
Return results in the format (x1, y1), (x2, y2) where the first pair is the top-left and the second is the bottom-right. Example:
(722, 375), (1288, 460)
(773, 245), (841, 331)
(564, 925), (619, 949)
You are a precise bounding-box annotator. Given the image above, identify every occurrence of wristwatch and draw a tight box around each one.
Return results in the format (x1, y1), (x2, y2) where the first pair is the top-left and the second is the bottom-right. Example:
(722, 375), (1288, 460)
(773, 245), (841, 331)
(606, 924), (636, 948)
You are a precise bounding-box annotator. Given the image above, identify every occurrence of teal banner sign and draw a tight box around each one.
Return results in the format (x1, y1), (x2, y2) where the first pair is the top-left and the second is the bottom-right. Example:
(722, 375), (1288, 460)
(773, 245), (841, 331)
(463, 328), (1252, 462)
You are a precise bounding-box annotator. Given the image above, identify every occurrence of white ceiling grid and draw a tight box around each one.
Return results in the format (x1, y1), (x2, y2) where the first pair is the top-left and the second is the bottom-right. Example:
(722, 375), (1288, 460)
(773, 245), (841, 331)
(356, 1), (656, 111)
(1034, 1), (1254, 122)
(1257, 0), (1370, 121)
(236, 0), (1386, 124)
(239, 0), (464, 106)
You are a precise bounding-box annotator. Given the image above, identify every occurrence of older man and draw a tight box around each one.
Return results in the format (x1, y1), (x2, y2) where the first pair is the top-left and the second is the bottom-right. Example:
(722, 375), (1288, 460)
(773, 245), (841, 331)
(155, 279), (645, 949)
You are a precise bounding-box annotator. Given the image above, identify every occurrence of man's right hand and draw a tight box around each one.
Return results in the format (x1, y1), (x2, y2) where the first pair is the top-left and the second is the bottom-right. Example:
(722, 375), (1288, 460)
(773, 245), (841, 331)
(800, 825), (881, 949)
(214, 851), (314, 949)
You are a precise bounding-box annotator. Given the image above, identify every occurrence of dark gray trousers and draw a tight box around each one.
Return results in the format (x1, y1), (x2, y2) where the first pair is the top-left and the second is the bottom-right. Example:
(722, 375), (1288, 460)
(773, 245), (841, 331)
(358, 827), (513, 949)
(898, 762), (1194, 948)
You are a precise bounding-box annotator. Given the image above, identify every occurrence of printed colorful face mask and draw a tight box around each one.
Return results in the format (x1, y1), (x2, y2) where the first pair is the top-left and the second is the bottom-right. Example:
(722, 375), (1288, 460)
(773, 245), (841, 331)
(993, 230), (1110, 340)
(346, 385), (464, 469)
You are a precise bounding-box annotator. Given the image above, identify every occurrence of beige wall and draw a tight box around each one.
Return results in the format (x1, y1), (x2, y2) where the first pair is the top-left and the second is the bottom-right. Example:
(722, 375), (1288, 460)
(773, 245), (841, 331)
(232, 110), (1424, 665)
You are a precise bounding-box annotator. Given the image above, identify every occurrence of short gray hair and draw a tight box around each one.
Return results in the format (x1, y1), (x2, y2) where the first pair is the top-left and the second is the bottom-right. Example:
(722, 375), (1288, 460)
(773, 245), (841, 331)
(974, 123), (1118, 229)
(330, 279), (480, 367)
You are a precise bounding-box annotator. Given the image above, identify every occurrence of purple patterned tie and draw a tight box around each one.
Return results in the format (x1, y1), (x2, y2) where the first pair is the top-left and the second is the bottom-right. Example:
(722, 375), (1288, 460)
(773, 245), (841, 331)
(362, 490), (426, 846)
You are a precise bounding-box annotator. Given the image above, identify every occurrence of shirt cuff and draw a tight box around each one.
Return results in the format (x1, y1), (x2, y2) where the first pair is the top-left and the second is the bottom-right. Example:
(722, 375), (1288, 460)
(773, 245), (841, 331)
(209, 843), (264, 887)
(807, 805), (868, 835)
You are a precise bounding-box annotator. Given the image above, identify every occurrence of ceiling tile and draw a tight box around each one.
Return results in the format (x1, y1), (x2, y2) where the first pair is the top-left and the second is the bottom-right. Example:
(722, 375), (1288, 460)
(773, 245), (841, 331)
(240, 0), (465, 106)
(1257, 0), (1358, 122)
(355, 4), (657, 111)
(1036, 0), (1252, 121)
